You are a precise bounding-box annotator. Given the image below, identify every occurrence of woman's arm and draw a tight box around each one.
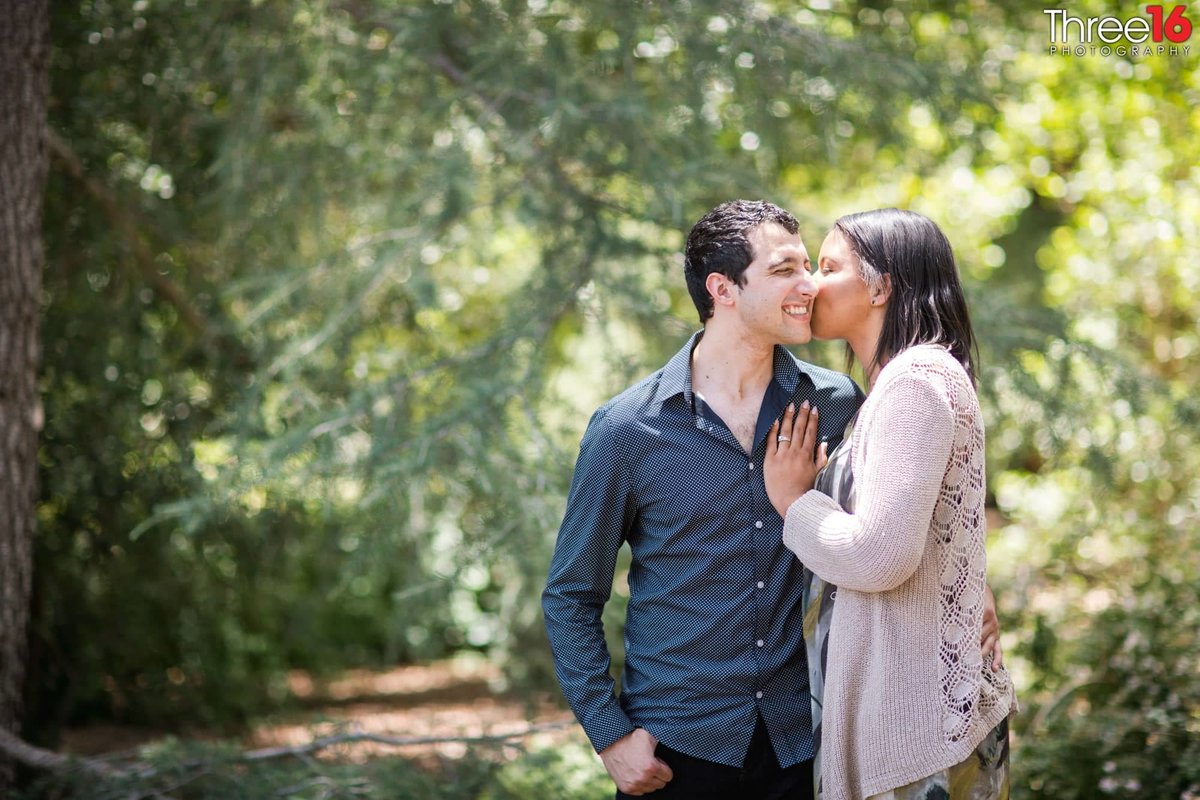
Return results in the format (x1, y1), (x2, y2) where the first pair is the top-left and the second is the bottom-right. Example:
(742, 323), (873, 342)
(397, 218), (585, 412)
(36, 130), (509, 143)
(780, 369), (958, 591)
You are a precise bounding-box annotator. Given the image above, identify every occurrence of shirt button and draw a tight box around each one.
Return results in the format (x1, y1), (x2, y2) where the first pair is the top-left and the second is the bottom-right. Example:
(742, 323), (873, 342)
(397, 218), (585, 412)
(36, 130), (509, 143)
(756, 639), (764, 647)
(755, 691), (763, 699)
(748, 462), (755, 470)
(754, 520), (763, 529)
(757, 581), (764, 589)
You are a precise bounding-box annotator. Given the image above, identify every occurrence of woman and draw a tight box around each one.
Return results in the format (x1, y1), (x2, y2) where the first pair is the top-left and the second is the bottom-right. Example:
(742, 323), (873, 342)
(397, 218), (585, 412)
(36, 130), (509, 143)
(763, 209), (1016, 800)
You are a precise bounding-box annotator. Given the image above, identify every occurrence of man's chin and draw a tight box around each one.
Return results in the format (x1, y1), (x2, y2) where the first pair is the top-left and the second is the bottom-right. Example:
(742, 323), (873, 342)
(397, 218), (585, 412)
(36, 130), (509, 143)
(780, 326), (813, 345)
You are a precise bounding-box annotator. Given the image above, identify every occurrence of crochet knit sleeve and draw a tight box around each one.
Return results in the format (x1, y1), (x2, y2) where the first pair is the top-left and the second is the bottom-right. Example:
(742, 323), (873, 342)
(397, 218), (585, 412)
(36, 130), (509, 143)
(781, 364), (958, 592)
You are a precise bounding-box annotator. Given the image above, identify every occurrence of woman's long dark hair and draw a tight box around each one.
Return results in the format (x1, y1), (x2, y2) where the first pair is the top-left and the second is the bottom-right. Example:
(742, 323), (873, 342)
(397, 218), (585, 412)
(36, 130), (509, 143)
(834, 208), (978, 383)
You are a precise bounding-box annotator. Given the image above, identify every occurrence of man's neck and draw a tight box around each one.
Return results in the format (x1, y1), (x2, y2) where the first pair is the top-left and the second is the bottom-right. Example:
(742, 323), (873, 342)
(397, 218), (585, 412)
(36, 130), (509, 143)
(691, 321), (776, 403)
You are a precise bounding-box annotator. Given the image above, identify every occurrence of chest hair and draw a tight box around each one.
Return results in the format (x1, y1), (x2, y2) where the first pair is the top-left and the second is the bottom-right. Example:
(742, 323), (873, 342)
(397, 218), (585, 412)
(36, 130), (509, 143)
(705, 395), (761, 454)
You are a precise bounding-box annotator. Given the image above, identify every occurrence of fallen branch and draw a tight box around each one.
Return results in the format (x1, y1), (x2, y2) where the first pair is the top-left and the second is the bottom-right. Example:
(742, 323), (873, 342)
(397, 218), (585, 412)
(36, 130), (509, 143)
(238, 720), (576, 763)
(0, 725), (186, 799)
(0, 719), (576, 775)
(0, 726), (122, 776)
(2, 718), (575, 798)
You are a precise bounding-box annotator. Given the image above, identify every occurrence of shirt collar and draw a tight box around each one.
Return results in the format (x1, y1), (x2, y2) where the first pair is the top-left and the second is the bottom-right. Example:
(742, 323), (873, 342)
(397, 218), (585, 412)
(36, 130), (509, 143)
(652, 330), (808, 407)
(652, 330), (703, 407)
(771, 338), (805, 395)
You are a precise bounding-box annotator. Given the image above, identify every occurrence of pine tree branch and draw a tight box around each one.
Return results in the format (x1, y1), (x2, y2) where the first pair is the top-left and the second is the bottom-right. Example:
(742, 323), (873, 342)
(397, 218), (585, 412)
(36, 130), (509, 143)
(46, 130), (209, 332)
(425, 47), (628, 217)
(46, 129), (251, 367)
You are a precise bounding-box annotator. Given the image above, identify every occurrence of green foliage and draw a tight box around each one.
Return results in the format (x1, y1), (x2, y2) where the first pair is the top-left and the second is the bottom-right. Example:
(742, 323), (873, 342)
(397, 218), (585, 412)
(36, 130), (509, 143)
(1016, 574), (1200, 799)
(488, 744), (613, 799)
(29, 0), (1200, 795)
(13, 737), (611, 800)
(34, 0), (970, 733)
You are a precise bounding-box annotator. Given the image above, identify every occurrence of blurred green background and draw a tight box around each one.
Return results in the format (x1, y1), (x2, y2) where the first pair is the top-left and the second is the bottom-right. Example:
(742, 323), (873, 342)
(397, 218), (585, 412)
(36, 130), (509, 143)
(24, 0), (1199, 797)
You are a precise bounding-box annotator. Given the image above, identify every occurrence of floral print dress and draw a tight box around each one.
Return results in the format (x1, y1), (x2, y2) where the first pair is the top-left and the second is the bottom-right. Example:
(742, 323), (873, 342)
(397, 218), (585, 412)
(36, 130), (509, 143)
(802, 419), (1010, 800)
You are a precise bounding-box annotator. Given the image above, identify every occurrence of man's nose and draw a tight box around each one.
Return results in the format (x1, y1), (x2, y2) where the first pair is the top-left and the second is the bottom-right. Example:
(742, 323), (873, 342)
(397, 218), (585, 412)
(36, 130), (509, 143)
(795, 269), (818, 294)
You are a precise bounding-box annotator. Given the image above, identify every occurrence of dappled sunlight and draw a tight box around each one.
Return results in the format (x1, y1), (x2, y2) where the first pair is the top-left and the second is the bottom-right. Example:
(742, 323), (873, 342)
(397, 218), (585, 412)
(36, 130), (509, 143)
(62, 658), (581, 768)
(11, 2), (1197, 798)
(250, 659), (578, 763)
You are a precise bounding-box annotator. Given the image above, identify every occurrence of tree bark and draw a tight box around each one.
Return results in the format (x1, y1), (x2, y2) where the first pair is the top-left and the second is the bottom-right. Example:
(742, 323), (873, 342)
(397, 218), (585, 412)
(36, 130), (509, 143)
(0, 0), (50, 789)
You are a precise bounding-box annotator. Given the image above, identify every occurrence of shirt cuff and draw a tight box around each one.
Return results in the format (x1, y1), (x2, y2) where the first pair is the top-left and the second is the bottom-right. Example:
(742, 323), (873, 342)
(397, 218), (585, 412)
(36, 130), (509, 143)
(582, 704), (638, 754)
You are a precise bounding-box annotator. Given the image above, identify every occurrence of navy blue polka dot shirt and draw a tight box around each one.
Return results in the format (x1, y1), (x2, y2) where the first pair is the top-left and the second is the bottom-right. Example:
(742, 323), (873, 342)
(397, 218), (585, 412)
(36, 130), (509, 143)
(543, 331), (864, 768)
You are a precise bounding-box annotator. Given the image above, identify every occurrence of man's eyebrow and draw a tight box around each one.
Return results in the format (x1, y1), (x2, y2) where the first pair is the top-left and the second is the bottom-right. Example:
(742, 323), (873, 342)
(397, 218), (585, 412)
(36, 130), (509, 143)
(767, 254), (807, 269)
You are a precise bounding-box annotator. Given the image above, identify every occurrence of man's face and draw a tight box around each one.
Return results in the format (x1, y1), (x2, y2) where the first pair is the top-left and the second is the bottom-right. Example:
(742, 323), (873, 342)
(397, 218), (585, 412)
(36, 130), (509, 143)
(731, 222), (817, 345)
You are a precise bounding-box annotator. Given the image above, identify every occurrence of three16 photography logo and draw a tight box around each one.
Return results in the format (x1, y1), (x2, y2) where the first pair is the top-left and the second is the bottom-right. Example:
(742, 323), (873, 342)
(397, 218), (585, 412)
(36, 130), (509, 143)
(1045, 5), (1193, 57)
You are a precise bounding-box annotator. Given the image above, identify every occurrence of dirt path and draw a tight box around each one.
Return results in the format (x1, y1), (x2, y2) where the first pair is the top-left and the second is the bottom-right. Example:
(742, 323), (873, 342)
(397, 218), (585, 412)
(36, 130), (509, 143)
(61, 657), (580, 763)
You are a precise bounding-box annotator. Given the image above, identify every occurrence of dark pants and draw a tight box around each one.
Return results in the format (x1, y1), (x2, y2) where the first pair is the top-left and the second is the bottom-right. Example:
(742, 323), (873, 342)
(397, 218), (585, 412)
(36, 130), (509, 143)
(616, 716), (814, 800)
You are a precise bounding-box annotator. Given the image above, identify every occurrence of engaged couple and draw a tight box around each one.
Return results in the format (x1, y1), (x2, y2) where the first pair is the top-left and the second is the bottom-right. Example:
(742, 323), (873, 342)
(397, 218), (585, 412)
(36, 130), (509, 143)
(542, 199), (1017, 800)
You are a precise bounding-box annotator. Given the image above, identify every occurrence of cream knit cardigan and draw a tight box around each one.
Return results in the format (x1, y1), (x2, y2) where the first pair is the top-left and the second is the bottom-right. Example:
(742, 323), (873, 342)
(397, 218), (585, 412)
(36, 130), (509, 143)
(782, 345), (1016, 800)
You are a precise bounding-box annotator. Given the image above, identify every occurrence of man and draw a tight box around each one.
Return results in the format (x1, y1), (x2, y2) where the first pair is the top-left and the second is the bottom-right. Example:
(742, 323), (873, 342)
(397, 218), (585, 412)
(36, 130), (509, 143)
(542, 200), (862, 798)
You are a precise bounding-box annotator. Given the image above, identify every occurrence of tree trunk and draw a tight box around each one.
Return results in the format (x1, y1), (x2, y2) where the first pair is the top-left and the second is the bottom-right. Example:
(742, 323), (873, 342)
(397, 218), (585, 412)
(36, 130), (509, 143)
(0, 0), (49, 789)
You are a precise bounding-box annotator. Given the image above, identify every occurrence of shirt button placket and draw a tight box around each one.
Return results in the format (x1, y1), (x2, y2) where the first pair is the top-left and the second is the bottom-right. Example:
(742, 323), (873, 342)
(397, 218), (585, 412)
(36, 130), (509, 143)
(752, 518), (765, 631)
(749, 456), (768, 710)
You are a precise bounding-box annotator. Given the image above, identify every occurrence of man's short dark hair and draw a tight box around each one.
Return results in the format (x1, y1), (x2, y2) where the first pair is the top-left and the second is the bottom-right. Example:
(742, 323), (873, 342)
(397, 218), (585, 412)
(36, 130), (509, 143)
(684, 200), (799, 322)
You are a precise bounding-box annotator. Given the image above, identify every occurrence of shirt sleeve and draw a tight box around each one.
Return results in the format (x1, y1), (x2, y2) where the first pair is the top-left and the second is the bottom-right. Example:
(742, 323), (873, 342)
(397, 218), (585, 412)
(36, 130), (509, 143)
(541, 406), (638, 752)
(782, 368), (957, 592)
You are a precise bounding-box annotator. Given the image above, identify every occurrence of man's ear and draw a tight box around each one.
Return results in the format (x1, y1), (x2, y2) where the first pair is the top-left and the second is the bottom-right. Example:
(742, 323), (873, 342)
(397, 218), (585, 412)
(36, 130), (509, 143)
(705, 272), (737, 310)
(871, 273), (892, 307)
